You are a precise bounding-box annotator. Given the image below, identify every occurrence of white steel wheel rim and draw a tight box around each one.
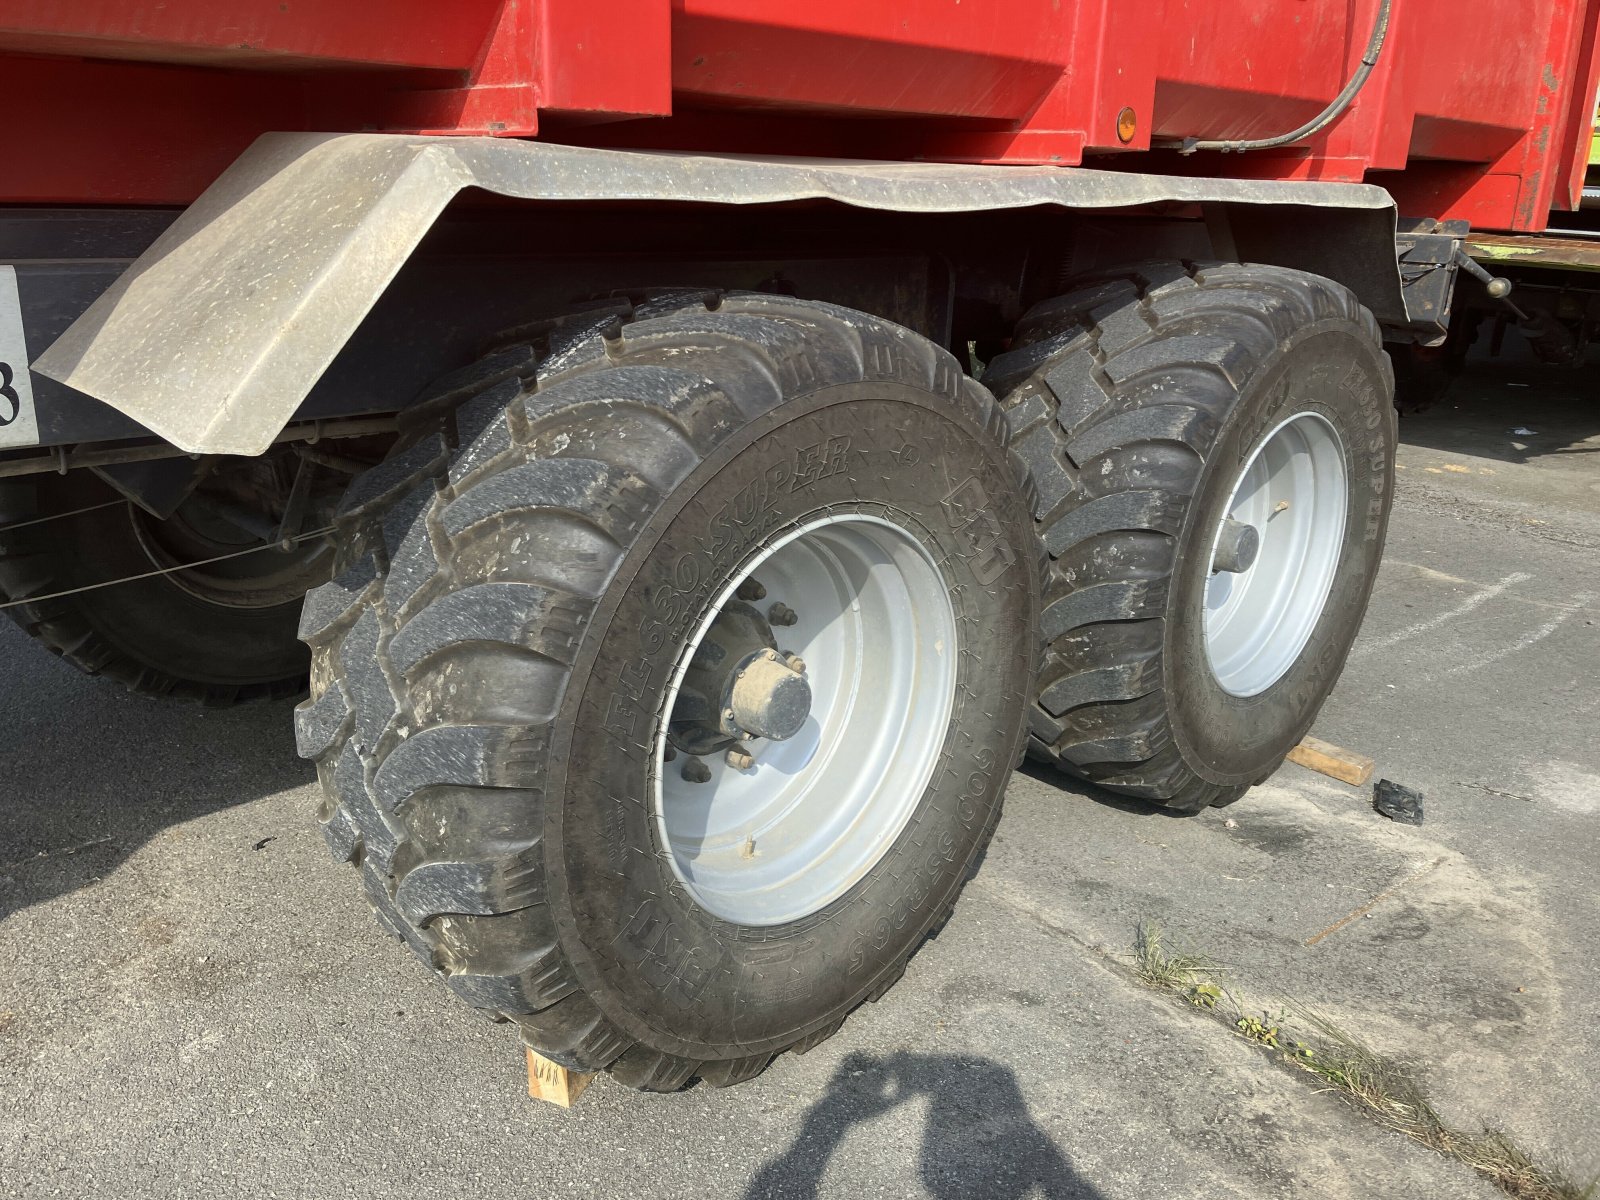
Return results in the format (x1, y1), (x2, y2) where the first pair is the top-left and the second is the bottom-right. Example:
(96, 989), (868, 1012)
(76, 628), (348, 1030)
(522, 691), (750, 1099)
(654, 513), (957, 927)
(1203, 411), (1347, 697)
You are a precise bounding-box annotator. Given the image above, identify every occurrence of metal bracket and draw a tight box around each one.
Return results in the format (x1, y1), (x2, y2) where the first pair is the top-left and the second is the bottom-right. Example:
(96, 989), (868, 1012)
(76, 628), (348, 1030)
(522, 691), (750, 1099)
(1393, 218), (1470, 344)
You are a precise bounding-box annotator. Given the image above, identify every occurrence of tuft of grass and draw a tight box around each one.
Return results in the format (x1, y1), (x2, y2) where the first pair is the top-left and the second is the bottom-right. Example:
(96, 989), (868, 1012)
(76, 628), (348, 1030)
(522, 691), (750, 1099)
(1131, 920), (1221, 991)
(1127, 924), (1596, 1200)
(1289, 1012), (1595, 1200)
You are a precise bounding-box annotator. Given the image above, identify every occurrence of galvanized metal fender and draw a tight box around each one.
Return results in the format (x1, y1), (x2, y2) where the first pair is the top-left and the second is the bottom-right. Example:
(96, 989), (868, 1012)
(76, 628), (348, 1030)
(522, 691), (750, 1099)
(33, 132), (1404, 457)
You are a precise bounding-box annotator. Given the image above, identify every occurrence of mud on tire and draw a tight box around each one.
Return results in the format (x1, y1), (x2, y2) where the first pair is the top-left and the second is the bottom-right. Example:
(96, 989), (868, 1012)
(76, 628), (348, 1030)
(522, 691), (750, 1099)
(296, 293), (1039, 1089)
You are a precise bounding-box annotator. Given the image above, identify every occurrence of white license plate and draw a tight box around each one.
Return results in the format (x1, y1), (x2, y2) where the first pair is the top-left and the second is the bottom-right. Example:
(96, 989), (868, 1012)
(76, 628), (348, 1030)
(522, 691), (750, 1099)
(0, 266), (40, 450)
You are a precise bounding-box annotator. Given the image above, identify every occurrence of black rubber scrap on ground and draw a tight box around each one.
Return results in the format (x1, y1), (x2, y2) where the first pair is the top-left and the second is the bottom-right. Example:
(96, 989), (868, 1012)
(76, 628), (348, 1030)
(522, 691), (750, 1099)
(1373, 779), (1424, 825)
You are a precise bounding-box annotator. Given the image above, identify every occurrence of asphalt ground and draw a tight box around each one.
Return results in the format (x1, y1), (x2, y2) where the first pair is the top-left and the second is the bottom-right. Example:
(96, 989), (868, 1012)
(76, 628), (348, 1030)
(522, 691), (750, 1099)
(2, 353), (1596, 1198)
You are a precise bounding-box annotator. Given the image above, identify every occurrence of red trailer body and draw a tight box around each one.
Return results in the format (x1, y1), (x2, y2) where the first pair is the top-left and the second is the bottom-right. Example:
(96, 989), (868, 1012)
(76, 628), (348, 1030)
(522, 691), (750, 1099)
(4, 0), (1598, 230)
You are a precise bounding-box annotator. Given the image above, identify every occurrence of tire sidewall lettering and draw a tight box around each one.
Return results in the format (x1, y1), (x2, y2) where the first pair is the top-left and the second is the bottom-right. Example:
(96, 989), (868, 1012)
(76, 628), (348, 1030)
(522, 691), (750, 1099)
(550, 387), (1037, 1059)
(1166, 323), (1394, 782)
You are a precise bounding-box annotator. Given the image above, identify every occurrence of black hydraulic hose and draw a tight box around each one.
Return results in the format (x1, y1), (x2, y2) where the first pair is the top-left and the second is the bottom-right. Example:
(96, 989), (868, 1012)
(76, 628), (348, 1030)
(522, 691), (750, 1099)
(1170, 0), (1392, 154)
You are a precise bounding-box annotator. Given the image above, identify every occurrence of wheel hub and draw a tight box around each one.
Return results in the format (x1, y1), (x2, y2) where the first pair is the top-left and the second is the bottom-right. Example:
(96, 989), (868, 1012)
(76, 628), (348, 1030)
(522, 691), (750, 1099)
(1203, 411), (1348, 697)
(128, 449), (338, 610)
(728, 649), (811, 742)
(653, 513), (958, 927)
(666, 599), (811, 757)
(1210, 517), (1261, 574)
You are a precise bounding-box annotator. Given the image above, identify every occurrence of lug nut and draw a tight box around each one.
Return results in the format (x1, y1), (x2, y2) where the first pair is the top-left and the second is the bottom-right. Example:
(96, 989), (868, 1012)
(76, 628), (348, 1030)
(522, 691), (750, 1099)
(736, 578), (767, 601)
(784, 653), (806, 674)
(768, 602), (798, 627)
(681, 757), (711, 783)
(663, 744), (677, 762)
(725, 745), (755, 771)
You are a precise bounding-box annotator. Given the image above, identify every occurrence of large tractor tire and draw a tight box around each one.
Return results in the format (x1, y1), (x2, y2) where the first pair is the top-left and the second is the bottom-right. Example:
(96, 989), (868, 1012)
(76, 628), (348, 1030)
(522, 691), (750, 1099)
(0, 461), (331, 704)
(295, 293), (1039, 1090)
(985, 262), (1395, 811)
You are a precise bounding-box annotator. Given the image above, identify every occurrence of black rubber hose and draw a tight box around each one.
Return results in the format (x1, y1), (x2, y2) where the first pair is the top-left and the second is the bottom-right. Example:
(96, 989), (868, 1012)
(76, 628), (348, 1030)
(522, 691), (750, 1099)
(1171, 0), (1392, 154)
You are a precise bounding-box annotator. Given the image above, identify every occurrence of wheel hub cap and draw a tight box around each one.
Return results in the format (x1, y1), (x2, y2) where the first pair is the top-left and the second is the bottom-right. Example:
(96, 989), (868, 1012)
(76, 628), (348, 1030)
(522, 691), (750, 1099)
(1210, 517), (1261, 575)
(728, 649), (811, 742)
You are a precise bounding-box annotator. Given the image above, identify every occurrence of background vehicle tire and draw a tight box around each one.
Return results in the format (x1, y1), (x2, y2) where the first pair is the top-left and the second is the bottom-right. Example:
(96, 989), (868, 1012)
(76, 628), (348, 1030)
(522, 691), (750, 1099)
(984, 262), (1395, 811)
(0, 460), (332, 704)
(296, 293), (1039, 1089)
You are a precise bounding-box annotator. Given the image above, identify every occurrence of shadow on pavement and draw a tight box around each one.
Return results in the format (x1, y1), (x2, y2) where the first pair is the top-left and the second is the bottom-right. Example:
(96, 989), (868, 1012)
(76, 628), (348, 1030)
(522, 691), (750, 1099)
(0, 623), (311, 923)
(1397, 348), (1600, 467)
(745, 1050), (1103, 1200)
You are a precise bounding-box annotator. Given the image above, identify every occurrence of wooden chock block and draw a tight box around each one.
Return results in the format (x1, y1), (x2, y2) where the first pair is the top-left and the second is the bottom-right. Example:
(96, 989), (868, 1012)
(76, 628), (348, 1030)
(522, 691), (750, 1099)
(526, 1046), (595, 1108)
(1286, 735), (1375, 787)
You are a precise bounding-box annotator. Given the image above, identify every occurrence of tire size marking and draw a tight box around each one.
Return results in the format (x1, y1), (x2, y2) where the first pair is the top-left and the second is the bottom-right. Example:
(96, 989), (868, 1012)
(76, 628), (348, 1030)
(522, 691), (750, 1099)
(639, 437), (857, 661)
(611, 897), (716, 1010)
(602, 656), (655, 744)
(940, 475), (1017, 585)
(0, 268), (40, 449)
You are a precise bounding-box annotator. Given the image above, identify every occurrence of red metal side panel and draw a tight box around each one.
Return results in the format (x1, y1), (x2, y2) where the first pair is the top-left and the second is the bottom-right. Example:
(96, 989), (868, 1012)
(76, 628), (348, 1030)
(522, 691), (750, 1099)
(1, 54), (305, 204)
(541, 0), (672, 117)
(1152, 0), (1352, 142)
(0, 0), (505, 70)
(2, 0), (1598, 233)
(1137, 0), (1600, 230)
(372, 0), (671, 134)
(670, 0), (1069, 121)
(1554, 0), (1600, 212)
(1381, 0), (1596, 228)
(0, 0), (674, 202)
(1402, 0), (1579, 170)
